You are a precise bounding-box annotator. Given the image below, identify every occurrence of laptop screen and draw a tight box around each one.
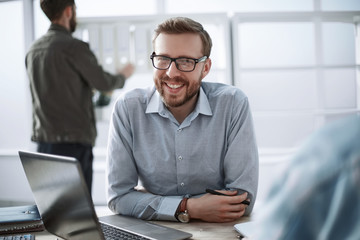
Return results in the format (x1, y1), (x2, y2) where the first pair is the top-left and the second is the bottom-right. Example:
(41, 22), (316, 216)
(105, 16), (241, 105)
(19, 151), (104, 240)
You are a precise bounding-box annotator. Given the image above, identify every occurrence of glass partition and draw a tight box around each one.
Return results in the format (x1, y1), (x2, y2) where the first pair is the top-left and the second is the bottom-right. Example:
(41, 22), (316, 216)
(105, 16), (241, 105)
(0, 0), (31, 152)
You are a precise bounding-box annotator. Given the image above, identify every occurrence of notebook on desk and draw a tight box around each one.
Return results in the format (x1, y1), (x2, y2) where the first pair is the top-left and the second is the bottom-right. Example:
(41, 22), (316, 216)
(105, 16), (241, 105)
(19, 150), (192, 240)
(0, 205), (44, 235)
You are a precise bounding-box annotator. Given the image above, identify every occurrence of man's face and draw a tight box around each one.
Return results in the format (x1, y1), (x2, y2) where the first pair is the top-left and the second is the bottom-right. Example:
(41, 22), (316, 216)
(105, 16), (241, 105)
(69, 5), (77, 33)
(153, 33), (210, 109)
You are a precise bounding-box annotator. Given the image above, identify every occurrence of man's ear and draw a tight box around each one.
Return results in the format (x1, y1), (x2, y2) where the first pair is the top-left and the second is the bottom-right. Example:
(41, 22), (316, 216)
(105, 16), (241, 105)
(64, 5), (73, 19)
(201, 58), (212, 79)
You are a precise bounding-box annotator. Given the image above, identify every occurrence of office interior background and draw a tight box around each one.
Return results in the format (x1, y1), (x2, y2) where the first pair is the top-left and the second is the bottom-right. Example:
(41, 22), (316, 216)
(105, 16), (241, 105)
(1, 0), (360, 207)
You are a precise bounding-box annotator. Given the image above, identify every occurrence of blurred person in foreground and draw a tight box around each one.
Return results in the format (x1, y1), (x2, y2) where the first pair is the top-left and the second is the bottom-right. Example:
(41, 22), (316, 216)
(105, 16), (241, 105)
(250, 115), (360, 240)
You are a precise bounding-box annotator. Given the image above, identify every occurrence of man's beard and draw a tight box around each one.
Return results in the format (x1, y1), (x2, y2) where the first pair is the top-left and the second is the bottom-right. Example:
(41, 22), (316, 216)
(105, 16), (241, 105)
(156, 75), (202, 108)
(69, 15), (77, 33)
(69, 6), (77, 33)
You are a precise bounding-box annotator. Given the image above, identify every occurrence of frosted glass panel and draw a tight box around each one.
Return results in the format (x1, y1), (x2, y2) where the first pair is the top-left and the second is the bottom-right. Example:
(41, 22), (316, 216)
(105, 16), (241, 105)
(203, 69), (227, 84)
(76, 0), (156, 16)
(323, 68), (357, 109)
(167, 0), (313, 13)
(238, 23), (315, 68)
(322, 0), (360, 11)
(203, 24), (227, 70)
(323, 113), (358, 124)
(253, 114), (316, 148)
(33, 0), (49, 39)
(133, 24), (153, 73)
(322, 23), (356, 66)
(0, 1), (30, 150)
(101, 25), (116, 73)
(33, 0), (157, 38)
(235, 0), (313, 11)
(238, 70), (317, 111)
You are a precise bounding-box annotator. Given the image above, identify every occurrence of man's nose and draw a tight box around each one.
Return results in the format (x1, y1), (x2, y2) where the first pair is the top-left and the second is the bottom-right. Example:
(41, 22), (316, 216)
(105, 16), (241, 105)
(166, 61), (181, 78)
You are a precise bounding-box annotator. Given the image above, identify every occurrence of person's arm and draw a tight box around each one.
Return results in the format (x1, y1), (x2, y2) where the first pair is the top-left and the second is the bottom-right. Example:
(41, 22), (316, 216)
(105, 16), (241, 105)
(223, 94), (259, 215)
(70, 40), (134, 91)
(184, 94), (259, 222)
(106, 97), (181, 221)
(184, 190), (248, 222)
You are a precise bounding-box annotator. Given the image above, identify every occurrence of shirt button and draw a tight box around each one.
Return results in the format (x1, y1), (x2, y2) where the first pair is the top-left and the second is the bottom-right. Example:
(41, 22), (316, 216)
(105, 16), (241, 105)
(180, 182), (185, 187)
(177, 128), (182, 132)
(178, 156), (183, 161)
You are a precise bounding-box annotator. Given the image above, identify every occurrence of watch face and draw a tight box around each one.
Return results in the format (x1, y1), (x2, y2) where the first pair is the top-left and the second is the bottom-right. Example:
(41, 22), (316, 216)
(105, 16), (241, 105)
(178, 212), (190, 223)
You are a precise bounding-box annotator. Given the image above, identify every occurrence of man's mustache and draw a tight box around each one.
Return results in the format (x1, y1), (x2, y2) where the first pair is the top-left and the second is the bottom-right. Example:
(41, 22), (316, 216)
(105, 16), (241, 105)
(160, 76), (187, 84)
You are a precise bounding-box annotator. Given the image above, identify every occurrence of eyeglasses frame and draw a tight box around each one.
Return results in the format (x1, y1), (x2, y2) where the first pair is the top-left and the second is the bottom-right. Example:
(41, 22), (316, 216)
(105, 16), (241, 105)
(150, 52), (208, 72)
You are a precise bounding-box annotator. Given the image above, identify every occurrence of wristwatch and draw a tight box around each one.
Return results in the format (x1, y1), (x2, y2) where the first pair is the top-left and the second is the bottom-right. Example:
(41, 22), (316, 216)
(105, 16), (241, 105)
(176, 197), (190, 223)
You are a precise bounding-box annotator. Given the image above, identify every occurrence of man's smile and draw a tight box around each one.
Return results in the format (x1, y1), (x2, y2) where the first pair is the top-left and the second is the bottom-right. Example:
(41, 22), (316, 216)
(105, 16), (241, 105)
(166, 82), (183, 89)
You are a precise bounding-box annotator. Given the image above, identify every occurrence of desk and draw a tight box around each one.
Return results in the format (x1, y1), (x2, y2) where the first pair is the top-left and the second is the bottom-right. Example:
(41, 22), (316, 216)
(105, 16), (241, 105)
(32, 206), (251, 240)
(149, 218), (250, 239)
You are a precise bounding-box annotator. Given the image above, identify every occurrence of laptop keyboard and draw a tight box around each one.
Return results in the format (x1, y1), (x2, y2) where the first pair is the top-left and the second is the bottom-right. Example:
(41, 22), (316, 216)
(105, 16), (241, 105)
(100, 222), (151, 240)
(0, 234), (34, 240)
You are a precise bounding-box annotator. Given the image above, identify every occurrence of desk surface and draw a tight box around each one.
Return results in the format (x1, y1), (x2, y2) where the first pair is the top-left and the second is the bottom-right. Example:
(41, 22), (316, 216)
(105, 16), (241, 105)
(32, 206), (251, 240)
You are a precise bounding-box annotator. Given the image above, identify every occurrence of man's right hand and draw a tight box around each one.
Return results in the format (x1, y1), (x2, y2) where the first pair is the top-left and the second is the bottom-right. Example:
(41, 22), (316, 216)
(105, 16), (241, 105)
(187, 190), (249, 223)
(118, 63), (135, 79)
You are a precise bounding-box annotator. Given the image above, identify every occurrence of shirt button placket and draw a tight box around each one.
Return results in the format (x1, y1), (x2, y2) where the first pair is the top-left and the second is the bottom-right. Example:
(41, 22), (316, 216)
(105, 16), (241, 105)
(175, 127), (186, 192)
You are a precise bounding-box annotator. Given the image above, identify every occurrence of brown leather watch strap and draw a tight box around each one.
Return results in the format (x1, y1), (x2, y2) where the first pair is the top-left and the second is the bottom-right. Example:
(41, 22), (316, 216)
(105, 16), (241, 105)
(179, 197), (188, 212)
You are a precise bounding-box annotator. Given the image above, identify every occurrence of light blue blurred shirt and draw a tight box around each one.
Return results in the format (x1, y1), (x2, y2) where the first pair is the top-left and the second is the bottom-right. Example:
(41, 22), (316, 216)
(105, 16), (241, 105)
(106, 82), (259, 221)
(253, 115), (360, 240)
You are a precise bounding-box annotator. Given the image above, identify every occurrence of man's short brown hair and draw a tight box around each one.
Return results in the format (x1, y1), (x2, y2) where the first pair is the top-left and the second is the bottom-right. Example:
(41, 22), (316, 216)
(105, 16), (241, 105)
(40, 0), (75, 21)
(152, 17), (212, 57)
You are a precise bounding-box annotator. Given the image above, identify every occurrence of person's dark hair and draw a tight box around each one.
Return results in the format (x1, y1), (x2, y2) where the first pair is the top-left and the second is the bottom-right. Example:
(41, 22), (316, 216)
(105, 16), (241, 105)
(152, 17), (212, 57)
(40, 0), (75, 21)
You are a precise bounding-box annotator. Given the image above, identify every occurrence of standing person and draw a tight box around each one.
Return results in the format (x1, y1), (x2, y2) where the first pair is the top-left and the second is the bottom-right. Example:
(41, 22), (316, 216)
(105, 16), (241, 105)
(25, 0), (135, 194)
(106, 17), (258, 223)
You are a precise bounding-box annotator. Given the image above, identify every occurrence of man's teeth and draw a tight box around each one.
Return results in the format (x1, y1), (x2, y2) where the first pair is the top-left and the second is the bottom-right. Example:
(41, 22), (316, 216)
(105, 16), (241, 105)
(167, 83), (182, 89)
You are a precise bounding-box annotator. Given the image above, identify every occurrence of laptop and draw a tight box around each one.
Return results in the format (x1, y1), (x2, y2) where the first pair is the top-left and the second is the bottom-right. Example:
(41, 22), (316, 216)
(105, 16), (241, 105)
(234, 221), (255, 239)
(19, 150), (192, 240)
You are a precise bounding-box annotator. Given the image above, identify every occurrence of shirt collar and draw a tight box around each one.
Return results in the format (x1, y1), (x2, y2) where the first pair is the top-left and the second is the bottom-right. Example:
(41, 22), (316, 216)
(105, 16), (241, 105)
(49, 23), (71, 35)
(146, 85), (213, 116)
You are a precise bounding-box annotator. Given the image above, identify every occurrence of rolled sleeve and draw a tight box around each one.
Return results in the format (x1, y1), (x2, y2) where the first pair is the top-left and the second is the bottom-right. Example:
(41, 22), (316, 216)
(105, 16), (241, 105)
(156, 197), (182, 221)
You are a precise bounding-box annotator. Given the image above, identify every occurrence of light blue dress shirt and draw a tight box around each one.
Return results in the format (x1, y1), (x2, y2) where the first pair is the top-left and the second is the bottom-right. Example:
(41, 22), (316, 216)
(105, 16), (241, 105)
(106, 82), (259, 221)
(253, 115), (360, 240)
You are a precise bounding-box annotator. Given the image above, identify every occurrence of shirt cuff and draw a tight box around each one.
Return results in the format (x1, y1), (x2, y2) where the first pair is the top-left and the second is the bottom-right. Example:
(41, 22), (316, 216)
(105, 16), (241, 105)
(156, 196), (183, 221)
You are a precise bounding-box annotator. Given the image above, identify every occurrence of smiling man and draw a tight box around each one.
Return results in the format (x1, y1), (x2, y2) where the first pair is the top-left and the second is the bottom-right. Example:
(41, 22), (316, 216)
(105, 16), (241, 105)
(106, 17), (259, 223)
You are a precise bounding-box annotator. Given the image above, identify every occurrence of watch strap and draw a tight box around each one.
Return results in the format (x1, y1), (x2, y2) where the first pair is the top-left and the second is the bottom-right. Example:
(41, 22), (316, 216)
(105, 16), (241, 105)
(175, 197), (189, 221)
(179, 197), (188, 213)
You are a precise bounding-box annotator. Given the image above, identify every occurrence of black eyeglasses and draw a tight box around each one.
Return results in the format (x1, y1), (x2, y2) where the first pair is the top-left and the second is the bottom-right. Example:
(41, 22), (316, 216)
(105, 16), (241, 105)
(150, 52), (207, 72)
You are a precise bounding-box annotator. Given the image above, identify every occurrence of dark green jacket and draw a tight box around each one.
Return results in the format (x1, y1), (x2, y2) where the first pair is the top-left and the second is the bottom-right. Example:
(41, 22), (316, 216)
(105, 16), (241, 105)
(25, 24), (126, 146)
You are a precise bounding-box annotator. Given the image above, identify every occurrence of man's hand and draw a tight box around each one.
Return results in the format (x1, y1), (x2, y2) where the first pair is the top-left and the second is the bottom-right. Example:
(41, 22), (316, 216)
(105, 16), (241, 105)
(117, 63), (135, 79)
(187, 190), (249, 222)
